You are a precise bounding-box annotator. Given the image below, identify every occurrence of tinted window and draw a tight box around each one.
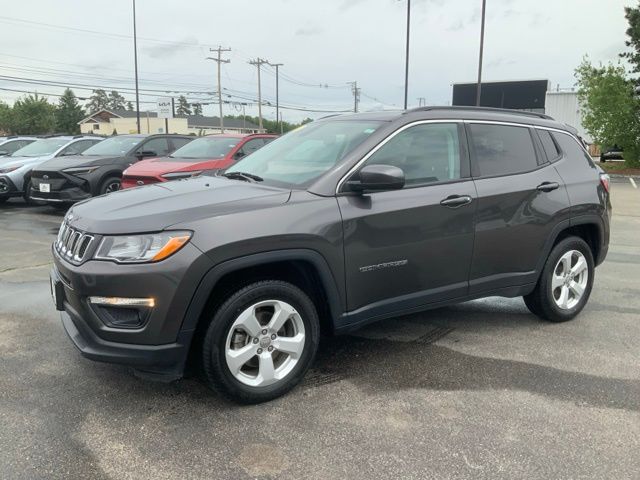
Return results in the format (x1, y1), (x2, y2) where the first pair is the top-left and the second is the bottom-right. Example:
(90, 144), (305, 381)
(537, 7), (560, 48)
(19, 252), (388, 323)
(365, 123), (461, 186)
(60, 139), (99, 156)
(139, 138), (170, 156)
(238, 138), (266, 157)
(553, 132), (594, 167)
(170, 137), (192, 150)
(470, 124), (538, 176)
(537, 130), (560, 162)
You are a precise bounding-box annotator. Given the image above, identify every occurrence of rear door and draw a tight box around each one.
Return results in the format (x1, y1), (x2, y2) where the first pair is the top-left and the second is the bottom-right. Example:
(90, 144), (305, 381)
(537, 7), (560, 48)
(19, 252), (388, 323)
(467, 122), (569, 294)
(339, 121), (476, 314)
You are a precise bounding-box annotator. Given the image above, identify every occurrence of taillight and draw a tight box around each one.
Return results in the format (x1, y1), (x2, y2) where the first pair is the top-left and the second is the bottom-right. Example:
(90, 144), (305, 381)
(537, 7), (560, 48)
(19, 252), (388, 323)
(600, 173), (610, 193)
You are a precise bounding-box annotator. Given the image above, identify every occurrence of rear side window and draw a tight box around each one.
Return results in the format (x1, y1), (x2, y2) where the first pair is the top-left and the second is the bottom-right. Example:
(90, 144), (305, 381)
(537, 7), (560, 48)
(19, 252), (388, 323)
(537, 130), (561, 162)
(552, 132), (594, 167)
(469, 124), (538, 177)
(171, 137), (191, 150)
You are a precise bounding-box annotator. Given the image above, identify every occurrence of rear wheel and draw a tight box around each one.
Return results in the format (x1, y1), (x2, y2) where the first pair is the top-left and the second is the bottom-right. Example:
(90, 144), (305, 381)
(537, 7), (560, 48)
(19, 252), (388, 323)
(524, 236), (594, 322)
(100, 176), (121, 195)
(201, 280), (320, 404)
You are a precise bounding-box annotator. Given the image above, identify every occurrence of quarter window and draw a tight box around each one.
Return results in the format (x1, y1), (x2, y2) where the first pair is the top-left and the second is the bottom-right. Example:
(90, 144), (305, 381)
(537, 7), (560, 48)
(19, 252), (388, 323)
(469, 124), (538, 176)
(139, 138), (170, 156)
(537, 129), (561, 162)
(364, 123), (462, 186)
(552, 132), (594, 167)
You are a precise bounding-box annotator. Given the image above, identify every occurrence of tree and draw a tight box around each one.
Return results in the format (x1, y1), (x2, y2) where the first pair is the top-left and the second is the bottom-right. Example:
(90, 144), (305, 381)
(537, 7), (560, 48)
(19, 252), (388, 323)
(192, 103), (203, 116)
(575, 59), (640, 167)
(127, 101), (134, 111)
(0, 101), (11, 133)
(107, 90), (127, 110)
(622, 2), (640, 74)
(9, 94), (57, 134)
(176, 95), (191, 115)
(55, 88), (84, 134)
(86, 89), (109, 112)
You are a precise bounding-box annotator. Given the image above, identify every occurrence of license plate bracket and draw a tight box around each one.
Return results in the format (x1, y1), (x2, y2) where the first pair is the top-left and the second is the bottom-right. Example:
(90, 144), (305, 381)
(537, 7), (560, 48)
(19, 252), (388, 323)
(40, 183), (50, 193)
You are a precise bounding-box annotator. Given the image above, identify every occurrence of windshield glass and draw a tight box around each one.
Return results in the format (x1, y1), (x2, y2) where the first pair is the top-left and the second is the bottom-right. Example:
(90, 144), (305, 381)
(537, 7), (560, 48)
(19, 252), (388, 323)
(12, 138), (69, 157)
(226, 120), (382, 187)
(169, 136), (240, 161)
(82, 136), (144, 156)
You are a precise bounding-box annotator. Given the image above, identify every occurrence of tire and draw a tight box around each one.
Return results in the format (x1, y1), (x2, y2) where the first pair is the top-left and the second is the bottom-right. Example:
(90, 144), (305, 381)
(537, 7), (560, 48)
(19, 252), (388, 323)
(100, 176), (121, 195)
(0, 197), (7, 204)
(524, 236), (595, 322)
(201, 280), (320, 404)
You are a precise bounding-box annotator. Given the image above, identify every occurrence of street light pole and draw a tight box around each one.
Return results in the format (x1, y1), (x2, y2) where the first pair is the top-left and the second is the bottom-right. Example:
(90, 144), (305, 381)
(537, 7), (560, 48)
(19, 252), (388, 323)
(404, 0), (411, 110)
(132, 0), (140, 133)
(475, 0), (487, 106)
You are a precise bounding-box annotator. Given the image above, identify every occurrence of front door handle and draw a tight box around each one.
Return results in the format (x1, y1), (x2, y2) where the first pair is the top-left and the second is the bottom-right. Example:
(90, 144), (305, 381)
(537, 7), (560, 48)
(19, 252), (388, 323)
(440, 195), (473, 208)
(536, 182), (560, 192)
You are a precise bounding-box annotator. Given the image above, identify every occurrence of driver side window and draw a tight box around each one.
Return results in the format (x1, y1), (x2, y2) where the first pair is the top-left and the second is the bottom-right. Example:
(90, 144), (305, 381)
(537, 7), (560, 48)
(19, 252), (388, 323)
(365, 123), (462, 187)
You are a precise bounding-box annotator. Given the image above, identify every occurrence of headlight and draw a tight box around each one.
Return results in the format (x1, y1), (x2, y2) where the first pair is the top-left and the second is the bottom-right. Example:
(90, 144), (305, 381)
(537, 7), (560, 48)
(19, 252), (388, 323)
(94, 231), (192, 263)
(161, 171), (202, 180)
(0, 165), (22, 174)
(63, 166), (100, 176)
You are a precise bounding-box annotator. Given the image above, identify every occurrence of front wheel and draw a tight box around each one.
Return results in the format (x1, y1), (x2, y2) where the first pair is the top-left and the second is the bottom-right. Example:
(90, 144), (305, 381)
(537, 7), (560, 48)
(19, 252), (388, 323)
(524, 236), (595, 322)
(201, 280), (320, 404)
(100, 176), (121, 195)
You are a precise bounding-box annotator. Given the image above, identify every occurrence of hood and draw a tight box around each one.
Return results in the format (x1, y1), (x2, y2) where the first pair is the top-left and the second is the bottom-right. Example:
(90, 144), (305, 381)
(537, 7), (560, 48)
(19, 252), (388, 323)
(124, 156), (219, 176)
(35, 155), (125, 172)
(0, 155), (53, 169)
(67, 176), (291, 234)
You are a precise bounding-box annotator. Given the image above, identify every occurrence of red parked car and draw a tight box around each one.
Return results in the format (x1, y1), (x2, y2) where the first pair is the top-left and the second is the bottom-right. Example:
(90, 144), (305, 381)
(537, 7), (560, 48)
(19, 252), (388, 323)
(121, 133), (277, 189)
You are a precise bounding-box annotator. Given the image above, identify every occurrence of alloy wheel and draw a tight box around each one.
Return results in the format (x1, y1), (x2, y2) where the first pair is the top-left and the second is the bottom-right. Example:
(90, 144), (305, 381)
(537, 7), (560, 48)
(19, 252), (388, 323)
(224, 299), (306, 387)
(551, 250), (589, 310)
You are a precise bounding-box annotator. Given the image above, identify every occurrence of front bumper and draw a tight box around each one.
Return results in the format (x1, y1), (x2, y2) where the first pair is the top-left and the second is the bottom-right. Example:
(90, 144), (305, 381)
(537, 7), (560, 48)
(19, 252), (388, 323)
(121, 175), (163, 189)
(51, 240), (214, 378)
(30, 171), (93, 204)
(0, 176), (21, 198)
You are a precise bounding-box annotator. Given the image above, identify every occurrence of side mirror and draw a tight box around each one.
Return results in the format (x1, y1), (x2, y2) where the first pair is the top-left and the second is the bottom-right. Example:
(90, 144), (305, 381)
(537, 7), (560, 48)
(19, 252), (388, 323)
(136, 150), (157, 160)
(346, 164), (405, 193)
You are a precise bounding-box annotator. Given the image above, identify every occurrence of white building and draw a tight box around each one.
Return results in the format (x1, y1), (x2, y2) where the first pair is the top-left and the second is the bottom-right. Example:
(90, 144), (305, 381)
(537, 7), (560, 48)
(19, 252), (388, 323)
(545, 91), (592, 144)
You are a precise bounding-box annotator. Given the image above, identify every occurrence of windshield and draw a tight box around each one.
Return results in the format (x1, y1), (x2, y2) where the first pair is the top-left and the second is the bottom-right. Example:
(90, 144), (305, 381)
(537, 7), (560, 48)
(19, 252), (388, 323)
(12, 138), (69, 157)
(226, 120), (383, 187)
(82, 136), (144, 156)
(169, 136), (240, 161)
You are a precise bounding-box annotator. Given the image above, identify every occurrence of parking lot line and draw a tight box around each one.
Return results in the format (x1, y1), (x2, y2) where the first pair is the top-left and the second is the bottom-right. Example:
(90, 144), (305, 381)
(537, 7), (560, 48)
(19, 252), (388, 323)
(630, 178), (638, 189)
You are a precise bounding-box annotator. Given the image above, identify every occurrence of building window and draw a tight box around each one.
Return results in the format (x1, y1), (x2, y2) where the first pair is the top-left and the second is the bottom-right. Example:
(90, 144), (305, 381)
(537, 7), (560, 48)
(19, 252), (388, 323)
(92, 124), (100, 130)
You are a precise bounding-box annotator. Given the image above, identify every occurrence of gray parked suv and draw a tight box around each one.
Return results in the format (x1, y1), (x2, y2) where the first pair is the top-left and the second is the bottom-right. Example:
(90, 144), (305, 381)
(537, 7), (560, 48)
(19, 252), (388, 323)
(50, 107), (611, 403)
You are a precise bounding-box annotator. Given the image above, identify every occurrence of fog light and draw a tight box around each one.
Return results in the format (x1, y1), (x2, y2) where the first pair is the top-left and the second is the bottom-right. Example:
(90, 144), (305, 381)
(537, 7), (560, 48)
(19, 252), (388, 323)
(89, 296), (155, 308)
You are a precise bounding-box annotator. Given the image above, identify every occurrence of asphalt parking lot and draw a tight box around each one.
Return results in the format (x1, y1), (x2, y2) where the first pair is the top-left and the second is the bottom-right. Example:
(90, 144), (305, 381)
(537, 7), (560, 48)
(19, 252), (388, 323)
(1, 182), (639, 480)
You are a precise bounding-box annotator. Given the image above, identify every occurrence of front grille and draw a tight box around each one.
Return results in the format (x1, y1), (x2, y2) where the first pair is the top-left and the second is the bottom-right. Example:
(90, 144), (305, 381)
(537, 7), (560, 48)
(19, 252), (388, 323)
(55, 222), (94, 264)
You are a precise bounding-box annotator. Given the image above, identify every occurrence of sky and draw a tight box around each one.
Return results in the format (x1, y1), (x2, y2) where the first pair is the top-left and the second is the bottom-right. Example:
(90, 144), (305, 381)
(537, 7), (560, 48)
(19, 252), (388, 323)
(0, 0), (633, 123)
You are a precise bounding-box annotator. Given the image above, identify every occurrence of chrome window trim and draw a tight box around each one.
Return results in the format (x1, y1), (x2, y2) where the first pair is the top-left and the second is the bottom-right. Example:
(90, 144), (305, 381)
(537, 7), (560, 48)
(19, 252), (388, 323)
(335, 119), (464, 194)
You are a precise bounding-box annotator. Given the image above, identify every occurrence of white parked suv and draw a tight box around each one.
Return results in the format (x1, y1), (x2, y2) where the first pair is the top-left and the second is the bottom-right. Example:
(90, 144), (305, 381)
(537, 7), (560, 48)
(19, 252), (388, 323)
(0, 135), (103, 204)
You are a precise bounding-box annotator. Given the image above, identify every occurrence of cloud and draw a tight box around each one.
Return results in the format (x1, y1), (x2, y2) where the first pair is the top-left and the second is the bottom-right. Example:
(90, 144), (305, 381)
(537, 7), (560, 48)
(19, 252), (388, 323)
(144, 37), (200, 59)
(295, 26), (324, 36)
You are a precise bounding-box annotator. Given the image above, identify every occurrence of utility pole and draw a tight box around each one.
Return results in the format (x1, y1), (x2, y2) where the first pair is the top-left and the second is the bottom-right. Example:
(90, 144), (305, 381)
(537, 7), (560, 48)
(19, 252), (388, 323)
(476, 0), (487, 106)
(249, 58), (269, 130)
(132, 0), (140, 133)
(404, 0), (411, 110)
(207, 46), (231, 133)
(268, 62), (283, 135)
(347, 81), (360, 113)
(417, 97), (426, 107)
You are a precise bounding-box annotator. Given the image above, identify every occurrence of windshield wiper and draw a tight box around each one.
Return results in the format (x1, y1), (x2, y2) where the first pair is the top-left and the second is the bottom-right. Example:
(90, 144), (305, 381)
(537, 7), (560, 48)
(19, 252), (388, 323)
(220, 171), (263, 182)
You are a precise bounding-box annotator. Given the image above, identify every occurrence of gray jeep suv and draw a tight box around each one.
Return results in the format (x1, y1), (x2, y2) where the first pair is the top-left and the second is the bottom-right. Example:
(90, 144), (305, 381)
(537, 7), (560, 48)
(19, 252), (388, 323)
(50, 107), (611, 403)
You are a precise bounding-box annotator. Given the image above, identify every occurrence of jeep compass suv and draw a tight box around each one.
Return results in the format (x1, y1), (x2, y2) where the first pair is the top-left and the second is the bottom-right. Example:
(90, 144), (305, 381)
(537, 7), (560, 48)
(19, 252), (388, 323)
(50, 107), (611, 403)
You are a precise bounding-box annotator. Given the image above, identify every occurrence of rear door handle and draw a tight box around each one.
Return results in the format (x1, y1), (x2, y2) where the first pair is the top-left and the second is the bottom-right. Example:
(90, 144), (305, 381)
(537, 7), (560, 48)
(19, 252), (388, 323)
(536, 182), (560, 192)
(440, 195), (473, 208)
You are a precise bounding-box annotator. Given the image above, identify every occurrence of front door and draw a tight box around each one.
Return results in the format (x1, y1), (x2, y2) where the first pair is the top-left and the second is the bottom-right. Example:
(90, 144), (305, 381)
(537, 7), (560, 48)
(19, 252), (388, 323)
(338, 122), (476, 317)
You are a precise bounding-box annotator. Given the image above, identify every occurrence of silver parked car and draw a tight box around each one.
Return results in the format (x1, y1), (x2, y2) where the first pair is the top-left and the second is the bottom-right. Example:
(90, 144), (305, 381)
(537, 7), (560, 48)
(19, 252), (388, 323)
(0, 136), (36, 157)
(0, 135), (103, 204)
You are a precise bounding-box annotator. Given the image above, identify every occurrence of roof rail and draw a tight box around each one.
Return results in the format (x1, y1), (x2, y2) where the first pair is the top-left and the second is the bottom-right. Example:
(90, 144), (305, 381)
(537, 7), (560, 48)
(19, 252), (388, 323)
(404, 106), (554, 120)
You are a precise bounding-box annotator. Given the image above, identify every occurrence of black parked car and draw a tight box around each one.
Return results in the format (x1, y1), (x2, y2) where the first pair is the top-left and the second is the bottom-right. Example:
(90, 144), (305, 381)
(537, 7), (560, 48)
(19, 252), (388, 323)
(30, 134), (192, 204)
(600, 145), (623, 163)
(50, 107), (611, 404)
